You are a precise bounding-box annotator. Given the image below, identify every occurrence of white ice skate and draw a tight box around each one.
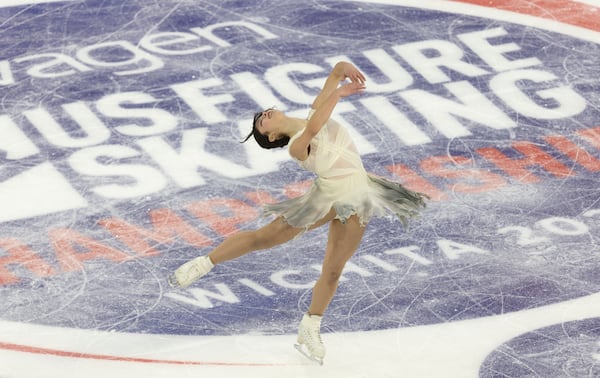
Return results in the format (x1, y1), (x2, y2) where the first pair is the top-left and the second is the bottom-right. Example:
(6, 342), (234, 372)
(168, 255), (214, 288)
(295, 313), (325, 365)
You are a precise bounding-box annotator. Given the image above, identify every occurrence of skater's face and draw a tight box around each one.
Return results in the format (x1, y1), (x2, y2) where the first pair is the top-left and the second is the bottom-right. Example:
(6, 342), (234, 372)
(254, 108), (274, 129)
(255, 107), (281, 142)
(244, 107), (289, 149)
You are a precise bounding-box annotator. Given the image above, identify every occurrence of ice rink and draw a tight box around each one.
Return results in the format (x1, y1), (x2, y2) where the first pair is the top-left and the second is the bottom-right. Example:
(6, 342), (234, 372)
(0, 0), (599, 377)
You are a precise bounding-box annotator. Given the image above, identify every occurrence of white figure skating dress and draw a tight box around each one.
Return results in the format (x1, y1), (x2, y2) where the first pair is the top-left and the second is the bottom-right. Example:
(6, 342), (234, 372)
(263, 109), (428, 229)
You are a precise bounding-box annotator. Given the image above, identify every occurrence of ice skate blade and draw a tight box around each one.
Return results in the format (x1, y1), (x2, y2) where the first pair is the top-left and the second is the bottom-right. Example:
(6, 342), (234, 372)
(294, 343), (323, 366)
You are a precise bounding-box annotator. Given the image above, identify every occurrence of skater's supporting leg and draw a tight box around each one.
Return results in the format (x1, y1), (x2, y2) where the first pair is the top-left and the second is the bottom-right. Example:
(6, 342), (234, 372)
(295, 214), (365, 363)
(309, 214), (366, 315)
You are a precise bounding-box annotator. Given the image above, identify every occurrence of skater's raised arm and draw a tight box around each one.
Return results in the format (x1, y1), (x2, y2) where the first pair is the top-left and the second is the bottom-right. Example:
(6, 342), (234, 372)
(311, 62), (364, 109)
(289, 62), (365, 161)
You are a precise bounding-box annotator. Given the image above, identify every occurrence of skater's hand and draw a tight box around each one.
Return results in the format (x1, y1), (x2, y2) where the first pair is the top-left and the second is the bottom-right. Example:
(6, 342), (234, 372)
(342, 62), (366, 84)
(337, 81), (366, 98)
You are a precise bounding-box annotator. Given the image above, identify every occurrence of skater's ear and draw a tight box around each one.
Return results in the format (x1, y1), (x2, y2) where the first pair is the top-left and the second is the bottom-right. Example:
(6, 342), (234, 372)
(268, 132), (283, 143)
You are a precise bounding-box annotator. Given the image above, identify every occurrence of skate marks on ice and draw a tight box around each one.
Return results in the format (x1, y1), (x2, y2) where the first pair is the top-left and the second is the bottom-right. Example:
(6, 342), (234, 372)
(1, 292), (599, 377)
(480, 317), (600, 377)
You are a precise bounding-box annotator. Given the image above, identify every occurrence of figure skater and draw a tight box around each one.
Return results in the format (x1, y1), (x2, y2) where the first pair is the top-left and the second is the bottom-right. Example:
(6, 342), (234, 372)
(169, 61), (428, 364)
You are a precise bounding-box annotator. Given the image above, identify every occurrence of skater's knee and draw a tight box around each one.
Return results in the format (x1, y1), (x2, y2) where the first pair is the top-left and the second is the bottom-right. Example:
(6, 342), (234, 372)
(246, 231), (272, 250)
(321, 268), (344, 287)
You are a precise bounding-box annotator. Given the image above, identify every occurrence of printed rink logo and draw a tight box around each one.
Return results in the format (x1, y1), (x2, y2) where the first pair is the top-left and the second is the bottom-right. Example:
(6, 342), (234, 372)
(0, 0), (599, 353)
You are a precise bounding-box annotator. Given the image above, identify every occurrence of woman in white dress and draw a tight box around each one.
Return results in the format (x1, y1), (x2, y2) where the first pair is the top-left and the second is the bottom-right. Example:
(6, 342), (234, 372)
(169, 62), (428, 364)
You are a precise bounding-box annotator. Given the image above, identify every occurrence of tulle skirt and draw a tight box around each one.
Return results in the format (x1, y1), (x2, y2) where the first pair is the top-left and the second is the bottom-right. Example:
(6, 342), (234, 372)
(263, 172), (428, 229)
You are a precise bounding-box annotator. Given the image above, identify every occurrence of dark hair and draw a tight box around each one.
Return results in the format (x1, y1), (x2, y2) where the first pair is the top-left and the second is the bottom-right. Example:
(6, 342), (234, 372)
(241, 111), (290, 149)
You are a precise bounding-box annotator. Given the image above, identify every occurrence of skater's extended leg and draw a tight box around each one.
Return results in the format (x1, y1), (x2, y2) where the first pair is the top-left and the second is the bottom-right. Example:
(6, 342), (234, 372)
(208, 217), (301, 264)
(171, 210), (336, 288)
(170, 217), (301, 287)
(209, 209), (335, 264)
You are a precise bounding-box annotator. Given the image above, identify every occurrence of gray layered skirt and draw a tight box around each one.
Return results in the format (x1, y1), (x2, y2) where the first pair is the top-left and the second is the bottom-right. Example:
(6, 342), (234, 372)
(263, 172), (428, 229)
